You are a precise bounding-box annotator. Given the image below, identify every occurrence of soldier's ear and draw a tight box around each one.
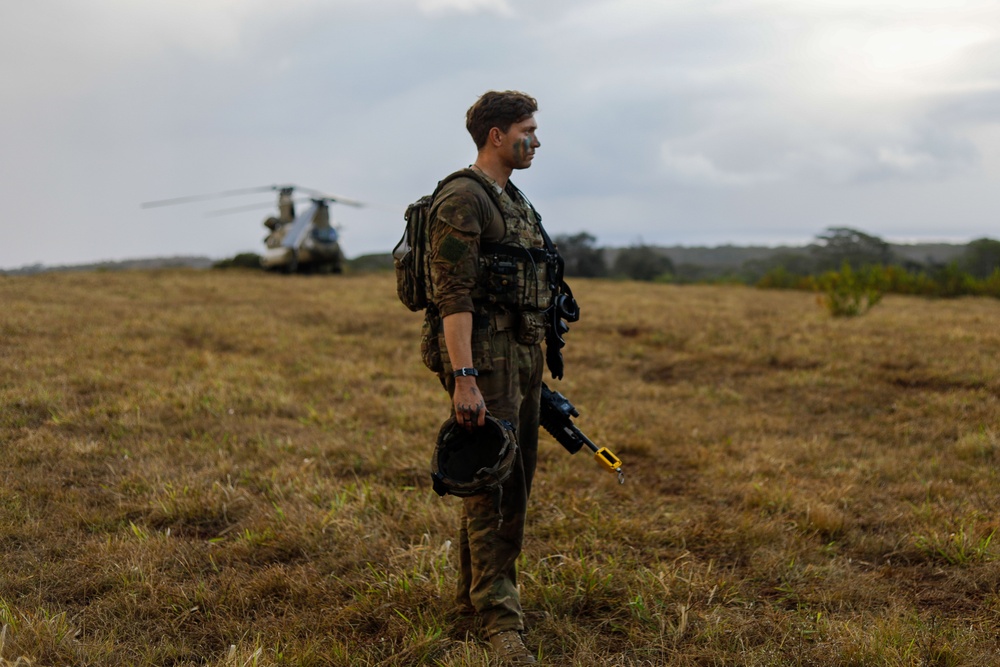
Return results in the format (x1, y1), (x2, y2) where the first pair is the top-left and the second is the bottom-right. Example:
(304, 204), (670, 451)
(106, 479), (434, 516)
(488, 127), (504, 147)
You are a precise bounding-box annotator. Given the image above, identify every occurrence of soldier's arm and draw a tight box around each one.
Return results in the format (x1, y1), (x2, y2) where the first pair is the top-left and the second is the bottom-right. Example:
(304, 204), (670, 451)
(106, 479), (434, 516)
(442, 312), (485, 430)
(429, 185), (491, 431)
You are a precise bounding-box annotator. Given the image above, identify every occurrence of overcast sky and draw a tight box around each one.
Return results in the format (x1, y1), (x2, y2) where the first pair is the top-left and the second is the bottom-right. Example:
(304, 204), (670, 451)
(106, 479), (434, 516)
(2, 0), (998, 269)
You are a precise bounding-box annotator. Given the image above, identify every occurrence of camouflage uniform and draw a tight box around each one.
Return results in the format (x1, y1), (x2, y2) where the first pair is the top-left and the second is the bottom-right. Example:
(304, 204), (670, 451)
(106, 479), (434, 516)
(426, 167), (550, 635)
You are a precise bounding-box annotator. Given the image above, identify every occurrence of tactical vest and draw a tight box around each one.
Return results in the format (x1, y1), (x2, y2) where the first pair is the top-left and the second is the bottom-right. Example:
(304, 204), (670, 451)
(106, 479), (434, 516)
(471, 173), (553, 316)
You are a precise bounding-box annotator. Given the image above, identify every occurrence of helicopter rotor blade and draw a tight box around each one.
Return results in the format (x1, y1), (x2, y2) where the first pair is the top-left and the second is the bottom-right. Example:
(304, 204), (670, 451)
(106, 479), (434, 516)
(141, 185), (279, 209)
(295, 187), (365, 207)
(204, 197), (314, 217)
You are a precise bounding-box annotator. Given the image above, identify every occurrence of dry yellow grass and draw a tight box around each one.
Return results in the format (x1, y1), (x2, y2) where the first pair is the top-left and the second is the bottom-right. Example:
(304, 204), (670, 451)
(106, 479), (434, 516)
(1, 269), (999, 666)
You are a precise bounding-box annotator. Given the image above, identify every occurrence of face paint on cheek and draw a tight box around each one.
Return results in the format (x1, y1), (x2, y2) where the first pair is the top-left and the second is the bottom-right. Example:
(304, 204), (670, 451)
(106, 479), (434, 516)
(514, 137), (533, 161)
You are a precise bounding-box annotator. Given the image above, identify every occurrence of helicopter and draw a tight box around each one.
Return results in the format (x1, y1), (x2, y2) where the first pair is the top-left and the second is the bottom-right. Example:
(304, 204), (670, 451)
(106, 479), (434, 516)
(142, 185), (364, 274)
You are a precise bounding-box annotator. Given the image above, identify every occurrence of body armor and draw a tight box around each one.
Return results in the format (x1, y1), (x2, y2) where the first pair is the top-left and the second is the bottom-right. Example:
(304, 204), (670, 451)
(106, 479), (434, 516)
(475, 181), (553, 315)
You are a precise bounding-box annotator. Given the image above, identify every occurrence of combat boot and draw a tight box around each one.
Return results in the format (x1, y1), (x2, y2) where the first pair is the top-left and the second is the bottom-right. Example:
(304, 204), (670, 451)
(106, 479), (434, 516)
(489, 630), (536, 664)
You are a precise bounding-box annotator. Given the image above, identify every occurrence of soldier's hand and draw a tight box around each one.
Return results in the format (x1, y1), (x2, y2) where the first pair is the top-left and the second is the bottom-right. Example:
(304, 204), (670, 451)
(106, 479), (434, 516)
(453, 378), (486, 432)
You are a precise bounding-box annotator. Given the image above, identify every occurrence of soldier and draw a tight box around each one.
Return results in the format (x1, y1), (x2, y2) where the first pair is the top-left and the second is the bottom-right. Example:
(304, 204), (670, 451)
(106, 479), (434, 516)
(426, 90), (547, 665)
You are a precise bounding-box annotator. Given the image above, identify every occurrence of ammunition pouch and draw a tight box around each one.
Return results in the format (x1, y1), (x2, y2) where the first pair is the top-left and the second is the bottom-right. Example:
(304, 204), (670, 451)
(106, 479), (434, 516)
(483, 254), (519, 306)
(516, 311), (547, 345)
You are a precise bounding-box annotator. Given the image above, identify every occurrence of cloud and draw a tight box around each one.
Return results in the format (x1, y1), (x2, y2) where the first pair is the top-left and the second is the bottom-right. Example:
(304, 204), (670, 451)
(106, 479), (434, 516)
(417, 0), (514, 15)
(659, 148), (783, 188)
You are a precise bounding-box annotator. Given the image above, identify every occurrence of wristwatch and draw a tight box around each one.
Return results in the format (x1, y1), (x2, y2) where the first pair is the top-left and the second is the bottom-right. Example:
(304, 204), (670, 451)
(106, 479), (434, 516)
(452, 367), (479, 378)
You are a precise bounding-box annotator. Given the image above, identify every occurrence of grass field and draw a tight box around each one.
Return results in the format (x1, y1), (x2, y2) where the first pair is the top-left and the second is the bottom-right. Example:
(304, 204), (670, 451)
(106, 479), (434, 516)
(1, 270), (999, 666)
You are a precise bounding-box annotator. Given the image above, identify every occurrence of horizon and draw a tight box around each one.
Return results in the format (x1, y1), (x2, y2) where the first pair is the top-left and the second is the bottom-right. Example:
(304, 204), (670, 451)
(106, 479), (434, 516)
(3, 234), (988, 274)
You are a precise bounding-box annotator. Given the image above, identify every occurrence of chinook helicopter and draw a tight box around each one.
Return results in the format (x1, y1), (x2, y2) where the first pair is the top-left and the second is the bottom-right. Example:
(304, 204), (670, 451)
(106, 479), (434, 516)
(142, 185), (364, 273)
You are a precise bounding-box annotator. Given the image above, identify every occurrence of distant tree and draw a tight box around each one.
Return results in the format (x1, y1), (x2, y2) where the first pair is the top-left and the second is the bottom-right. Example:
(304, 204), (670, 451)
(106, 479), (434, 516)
(960, 238), (1000, 279)
(672, 263), (719, 283)
(613, 244), (675, 282)
(554, 232), (607, 278)
(740, 251), (817, 283)
(810, 227), (892, 271)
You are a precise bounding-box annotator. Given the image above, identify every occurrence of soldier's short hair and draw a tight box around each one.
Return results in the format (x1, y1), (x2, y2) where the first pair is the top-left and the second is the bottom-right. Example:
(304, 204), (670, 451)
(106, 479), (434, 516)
(466, 91), (538, 150)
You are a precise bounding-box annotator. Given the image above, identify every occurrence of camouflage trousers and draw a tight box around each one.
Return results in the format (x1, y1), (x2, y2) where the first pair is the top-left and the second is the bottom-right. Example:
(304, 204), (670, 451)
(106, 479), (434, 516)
(442, 329), (543, 635)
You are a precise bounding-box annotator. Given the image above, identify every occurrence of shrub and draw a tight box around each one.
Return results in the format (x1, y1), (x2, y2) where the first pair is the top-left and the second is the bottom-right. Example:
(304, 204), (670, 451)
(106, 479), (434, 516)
(874, 264), (938, 296)
(932, 262), (978, 298)
(980, 268), (1000, 299)
(815, 262), (885, 317)
(212, 253), (262, 270)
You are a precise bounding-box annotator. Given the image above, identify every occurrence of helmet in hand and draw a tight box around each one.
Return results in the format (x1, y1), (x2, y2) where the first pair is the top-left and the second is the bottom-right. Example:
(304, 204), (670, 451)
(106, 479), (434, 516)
(431, 414), (517, 497)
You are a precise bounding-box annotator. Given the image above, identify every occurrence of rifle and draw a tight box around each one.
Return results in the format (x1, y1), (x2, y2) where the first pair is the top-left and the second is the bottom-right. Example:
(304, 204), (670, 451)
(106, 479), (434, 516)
(540, 383), (625, 484)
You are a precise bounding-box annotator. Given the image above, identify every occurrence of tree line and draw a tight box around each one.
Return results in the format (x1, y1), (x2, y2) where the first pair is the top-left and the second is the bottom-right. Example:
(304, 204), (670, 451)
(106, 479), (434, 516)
(555, 228), (1000, 300)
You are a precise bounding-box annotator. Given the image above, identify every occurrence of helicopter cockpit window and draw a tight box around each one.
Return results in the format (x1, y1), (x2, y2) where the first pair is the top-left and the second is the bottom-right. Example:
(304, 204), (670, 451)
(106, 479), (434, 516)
(312, 227), (339, 243)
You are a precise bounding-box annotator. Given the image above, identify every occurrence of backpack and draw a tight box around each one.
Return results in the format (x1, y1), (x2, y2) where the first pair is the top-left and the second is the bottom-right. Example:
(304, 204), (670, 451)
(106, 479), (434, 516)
(393, 193), (434, 312)
(393, 169), (501, 312)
